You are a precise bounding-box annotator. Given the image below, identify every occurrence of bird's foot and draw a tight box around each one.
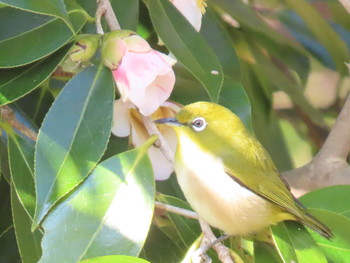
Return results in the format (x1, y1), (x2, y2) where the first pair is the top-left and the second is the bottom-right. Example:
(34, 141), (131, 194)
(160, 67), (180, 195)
(192, 234), (230, 263)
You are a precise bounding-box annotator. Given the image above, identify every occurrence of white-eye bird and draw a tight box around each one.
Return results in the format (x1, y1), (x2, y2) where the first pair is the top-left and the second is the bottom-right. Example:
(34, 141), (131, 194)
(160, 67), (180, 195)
(155, 101), (332, 239)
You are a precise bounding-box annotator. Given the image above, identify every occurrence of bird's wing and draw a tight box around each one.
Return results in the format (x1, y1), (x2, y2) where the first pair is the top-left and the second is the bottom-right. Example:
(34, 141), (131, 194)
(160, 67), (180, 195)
(224, 166), (303, 218)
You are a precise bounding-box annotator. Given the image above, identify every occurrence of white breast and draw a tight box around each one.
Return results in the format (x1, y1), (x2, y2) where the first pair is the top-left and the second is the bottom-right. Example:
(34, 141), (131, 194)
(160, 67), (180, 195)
(175, 134), (277, 235)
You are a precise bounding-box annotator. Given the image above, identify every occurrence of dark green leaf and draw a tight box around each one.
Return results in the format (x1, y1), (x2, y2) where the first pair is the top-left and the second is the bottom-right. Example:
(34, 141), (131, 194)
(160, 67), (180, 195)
(300, 185), (350, 218)
(8, 132), (36, 218)
(306, 209), (350, 263)
(111, 0), (139, 31)
(219, 77), (252, 131)
(81, 255), (151, 263)
(0, 0), (72, 31)
(0, 45), (70, 106)
(11, 184), (42, 263)
(271, 221), (327, 263)
(33, 65), (115, 227)
(149, 0), (224, 102)
(39, 142), (155, 263)
(254, 241), (283, 263)
(201, 8), (240, 81)
(0, 226), (20, 262)
(0, 8), (85, 68)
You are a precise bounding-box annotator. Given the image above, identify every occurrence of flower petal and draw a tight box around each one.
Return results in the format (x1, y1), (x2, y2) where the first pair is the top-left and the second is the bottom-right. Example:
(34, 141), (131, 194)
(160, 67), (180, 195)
(171, 0), (203, 31)
(111, 99), (133, 137)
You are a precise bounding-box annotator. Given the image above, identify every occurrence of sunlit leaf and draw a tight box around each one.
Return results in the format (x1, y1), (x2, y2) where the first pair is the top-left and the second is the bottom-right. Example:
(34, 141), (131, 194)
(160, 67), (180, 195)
(81, 255), (151, 263)
(38, 141), (155, 263)
(33, 65), (114, 228)
(0, 45), (70, 106)
(0, 7), (85, 68)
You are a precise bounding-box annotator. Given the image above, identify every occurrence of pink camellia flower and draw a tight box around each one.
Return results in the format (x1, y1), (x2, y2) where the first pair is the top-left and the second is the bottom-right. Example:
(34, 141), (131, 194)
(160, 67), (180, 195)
(112, 99), (181, 180)
(102, 30), (176, 116)
(170, 0), (207, 31)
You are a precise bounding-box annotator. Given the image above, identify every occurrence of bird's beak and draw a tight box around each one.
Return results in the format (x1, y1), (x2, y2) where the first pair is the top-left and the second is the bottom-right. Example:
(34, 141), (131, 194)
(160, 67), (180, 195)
(153, 117), (183, 126)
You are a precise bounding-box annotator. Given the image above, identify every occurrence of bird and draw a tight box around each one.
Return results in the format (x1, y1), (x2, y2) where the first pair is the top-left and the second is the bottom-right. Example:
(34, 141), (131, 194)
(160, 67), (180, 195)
(154, 101), (332, 239)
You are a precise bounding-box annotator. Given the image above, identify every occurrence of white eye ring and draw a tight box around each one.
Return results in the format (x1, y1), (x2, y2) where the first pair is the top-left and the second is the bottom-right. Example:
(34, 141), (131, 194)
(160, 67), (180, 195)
(191, 117), (207, 132)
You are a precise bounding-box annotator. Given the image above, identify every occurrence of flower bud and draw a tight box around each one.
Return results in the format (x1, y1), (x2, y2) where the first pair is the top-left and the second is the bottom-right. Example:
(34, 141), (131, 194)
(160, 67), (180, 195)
(69, 35), (100, 63)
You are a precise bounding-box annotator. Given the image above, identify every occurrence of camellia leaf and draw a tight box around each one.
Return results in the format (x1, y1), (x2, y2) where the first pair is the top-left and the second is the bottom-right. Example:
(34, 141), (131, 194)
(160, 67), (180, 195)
(300, 185), (350, 218)
(33, 65), (115, 228)
(111, 0), (139, 31)
(11, 185), (42, 263)
(38, 137), (156, 263)
(271, 221), (327, 263)
(254, 241), (283, 263)
(0, 45), (70, 106)
(0, 0), (73, 31)
(306, 209), (350, 263)
(8, 132), (36, 218)
(0, 7), (85, 68)
(149, 0), (224, 102)
(80, 255), (151, 263)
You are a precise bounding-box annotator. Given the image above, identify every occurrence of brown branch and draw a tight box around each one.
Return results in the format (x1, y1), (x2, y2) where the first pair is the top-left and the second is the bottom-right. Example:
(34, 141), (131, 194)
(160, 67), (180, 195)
(283, 94), (350, 197)
(1, 105), (38, 141)
(96, 0), (121, 33)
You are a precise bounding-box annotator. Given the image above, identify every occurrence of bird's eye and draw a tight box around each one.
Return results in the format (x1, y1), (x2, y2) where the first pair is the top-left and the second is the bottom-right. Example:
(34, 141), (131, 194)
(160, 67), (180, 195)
(191, 117), (207, 132)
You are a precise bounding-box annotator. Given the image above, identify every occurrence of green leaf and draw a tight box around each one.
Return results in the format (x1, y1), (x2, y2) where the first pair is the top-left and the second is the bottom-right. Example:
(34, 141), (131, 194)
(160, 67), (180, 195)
(254, 241), (283, 263)
(219, 77), (252, 131)
(284, 0), (349, 74)
(149, 0), (224, 102)
(38, 144), (155, 263)
(11, 184), (42, 263)
(0, 7), (85, 68)
(0, 0), (72, 31)
(81, 255), (151, 263)
(271, 221), (327, 263)
(306, 209), (350, 263)
(0, 45), (70, 106)
(0, 226), (20, 262)
(201, 8), (241, 81)
(300, 185), (350, 218)
(8, 132), (36, 218)
(111, 0), (139, 31)
(33, 65), (115, 228)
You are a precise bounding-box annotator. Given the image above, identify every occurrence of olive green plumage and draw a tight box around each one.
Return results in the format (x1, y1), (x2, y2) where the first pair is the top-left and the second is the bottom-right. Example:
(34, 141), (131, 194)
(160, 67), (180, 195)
(156, 101), (332, 239)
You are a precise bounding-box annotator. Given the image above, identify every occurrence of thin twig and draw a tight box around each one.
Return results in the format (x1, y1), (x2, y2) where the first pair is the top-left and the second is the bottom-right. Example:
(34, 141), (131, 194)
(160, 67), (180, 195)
(155, 201), (198, 219)
(96, 0), (121, 32)
(141, 115), (175, 163)
(0, 106), (38, 141)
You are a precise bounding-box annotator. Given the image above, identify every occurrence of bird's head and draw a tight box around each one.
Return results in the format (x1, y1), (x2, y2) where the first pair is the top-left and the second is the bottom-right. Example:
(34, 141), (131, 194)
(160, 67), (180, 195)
(154, 102), (247, 153)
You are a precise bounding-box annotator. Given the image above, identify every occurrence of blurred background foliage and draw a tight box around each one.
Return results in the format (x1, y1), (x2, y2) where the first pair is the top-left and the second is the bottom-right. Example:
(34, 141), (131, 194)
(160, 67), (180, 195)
(0, 0), (349, 262)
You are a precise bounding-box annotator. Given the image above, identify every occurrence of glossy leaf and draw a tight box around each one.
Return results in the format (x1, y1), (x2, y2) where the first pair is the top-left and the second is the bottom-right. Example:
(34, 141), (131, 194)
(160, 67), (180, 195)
(33, 65), (115, 228)
(149, 0), (224, 102)
(11, 185), (42, 263)
(284, 0), (349, 74)
(81, 255), (151, 263)
(271, 221), (327, 263)
(300, 185), (350, 218)
(0, 0), (72, 31)
(0, 8), (85, 68)
(38, 141), (155, 263)
(306, 209), (350, 263)
(0, 45), (70, 106)
(8, 132), (36, 218)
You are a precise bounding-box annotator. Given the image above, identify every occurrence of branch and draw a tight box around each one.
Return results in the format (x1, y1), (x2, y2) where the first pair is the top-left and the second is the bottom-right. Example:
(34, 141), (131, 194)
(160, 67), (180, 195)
(155, 201), (198, 219)
(283, 94), (350, 197)
(0, 105), (38, 141)
(96, 0), (121, 33)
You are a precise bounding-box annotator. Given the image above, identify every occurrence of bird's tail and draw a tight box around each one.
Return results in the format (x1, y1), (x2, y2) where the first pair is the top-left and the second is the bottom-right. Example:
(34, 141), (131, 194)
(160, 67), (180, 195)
(299, 212), (333, 239)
